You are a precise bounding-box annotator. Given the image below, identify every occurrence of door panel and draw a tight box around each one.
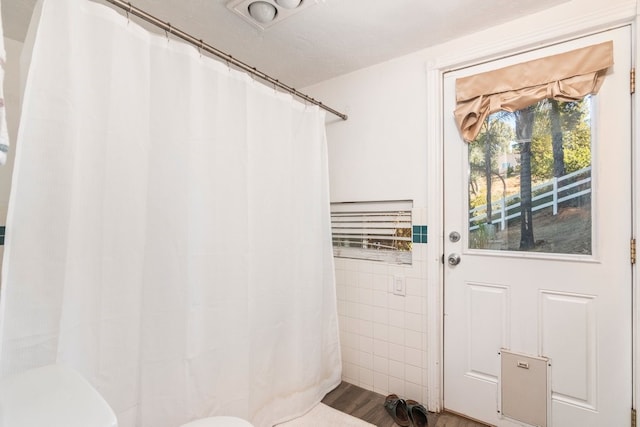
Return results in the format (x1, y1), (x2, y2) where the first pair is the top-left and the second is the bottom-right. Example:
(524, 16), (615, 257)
(443, 27), (632, 427)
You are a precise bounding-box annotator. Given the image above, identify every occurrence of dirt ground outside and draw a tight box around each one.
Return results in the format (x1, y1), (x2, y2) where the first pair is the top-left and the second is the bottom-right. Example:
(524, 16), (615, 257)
(469, 167), (592, 255)
(470, 200), (592, 255)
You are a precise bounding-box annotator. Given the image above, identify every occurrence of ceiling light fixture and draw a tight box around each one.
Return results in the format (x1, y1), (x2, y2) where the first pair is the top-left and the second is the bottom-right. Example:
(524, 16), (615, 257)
(275, 0), (302, 9)
(227, 0), (316, 29)
(248, 1), (277, 23)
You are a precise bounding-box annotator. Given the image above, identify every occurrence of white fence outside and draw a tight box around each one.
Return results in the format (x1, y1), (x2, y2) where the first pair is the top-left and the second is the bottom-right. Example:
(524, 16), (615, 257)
(469, 166), (592, 231)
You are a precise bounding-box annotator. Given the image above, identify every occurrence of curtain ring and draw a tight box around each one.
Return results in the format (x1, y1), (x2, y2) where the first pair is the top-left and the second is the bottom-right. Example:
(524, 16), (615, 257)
(165, 23), (171, 42)
(198, 39), (203, 58)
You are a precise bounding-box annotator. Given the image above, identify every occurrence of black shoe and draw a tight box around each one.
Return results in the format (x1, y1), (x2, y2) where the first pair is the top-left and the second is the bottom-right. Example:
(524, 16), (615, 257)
(406, 399), (428, 427)
(384, 394), (410, 426)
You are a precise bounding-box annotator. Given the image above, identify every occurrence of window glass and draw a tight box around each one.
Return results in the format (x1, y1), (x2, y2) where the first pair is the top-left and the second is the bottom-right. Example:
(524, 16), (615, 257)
(468, 97), (592, 255)
(331, 200), (412, 264)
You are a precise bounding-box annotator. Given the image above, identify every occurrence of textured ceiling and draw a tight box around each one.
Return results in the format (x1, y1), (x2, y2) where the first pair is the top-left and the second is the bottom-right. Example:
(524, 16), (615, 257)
(2, 0), (567, 88)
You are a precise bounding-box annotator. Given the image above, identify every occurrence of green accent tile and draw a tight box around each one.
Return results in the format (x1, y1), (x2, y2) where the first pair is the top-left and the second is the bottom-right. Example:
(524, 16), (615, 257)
(412, 224), (428, 244)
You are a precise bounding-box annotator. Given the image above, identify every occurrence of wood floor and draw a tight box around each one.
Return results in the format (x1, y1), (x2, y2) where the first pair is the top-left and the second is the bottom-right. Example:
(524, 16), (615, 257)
(322, 381), (491, 427)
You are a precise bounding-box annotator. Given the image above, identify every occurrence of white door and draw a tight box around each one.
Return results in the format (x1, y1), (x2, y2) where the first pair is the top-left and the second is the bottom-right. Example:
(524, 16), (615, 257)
(443, 27), (632, 427)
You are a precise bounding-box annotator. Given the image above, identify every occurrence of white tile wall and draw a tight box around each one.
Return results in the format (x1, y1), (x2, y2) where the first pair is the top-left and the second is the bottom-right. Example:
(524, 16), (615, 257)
(335, 208), (428, 404)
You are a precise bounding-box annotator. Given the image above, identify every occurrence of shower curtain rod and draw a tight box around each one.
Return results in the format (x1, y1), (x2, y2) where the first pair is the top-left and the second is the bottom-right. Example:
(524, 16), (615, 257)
(103, 0), (348, 121)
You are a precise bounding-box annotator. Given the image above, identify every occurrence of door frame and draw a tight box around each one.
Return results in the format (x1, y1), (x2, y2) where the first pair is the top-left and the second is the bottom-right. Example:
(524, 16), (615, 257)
(424, 3), (639, 414)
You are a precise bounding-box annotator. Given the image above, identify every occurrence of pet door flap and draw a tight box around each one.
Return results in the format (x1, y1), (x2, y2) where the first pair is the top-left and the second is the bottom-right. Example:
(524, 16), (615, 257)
(500, 350), (549, 427)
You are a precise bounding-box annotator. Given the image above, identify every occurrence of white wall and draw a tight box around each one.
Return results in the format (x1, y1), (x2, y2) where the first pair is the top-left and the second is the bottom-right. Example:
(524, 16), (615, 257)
(0, 37), (23, 272)
(308, 53), (433, 401)
(306, 0), (637, 408)
(318, 53), (429, 206)
(307, 50), (433, 401)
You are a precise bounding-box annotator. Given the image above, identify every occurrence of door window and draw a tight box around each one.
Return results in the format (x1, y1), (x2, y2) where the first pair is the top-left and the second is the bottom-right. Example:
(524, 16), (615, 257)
(467, 97), (593, 255)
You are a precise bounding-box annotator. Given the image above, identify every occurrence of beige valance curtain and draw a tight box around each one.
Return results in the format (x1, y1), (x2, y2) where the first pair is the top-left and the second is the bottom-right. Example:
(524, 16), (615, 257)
(454, 41), (613, 143)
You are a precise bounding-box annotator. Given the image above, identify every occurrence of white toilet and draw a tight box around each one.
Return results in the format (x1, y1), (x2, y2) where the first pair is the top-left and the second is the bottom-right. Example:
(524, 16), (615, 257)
(0, 364), (253, 427)
(0, 364), (117, 427)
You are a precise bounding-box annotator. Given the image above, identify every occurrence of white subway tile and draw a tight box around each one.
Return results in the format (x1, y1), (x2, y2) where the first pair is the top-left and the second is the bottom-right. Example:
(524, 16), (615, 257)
(373, 274), (389, 292)
(404, 380), (423, 403)
(405, 312), (423, 332)
(389, 309), (405, 328)
(346, 269), (359, 287)
(388, 360), (405, 380)
(405, 347), (423, 368)
(345, 301), (359, 318)
(373, 372), (389, 396)
(359, 351), (374, 370)
(373, 323), (389, 342)
(359, 272), (374, 289)
(373, 339), (389, 358)
(358, 319), (373, 338)
(405, 295), (423, 315)
(359, 287), (373, 305)
(388, 326), (405, 346)
(372, 307), (389, 324)
(345, 285), (359, 302)
(405, 277), (423, 296)
(405, 363), (422, 383)
(372, 262), (389, 274)
(388, 294), (405, 311)
(388, 376), (405, 396)
(404, 330), (423, 350)
(357, 261), (374, 274)
(359, 367), (374, 387)
(343, 316), (358, 333)
(359, 303), (373, 321)
(341, 331), (359, 349)
(334, 251), (429, 407)
(359, 336), (373, 354)
(343, 347), (359, 364)
(388, 343), (404, 362)
(343, 362), (358, 383)
(373, 355), (389, 374)
(372, 290), (388, 308)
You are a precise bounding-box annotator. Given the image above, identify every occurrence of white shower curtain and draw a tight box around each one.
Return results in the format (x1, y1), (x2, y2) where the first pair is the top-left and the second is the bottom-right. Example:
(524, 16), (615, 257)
(0, 0), (8, 165)
(0, 1), (341, 426)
